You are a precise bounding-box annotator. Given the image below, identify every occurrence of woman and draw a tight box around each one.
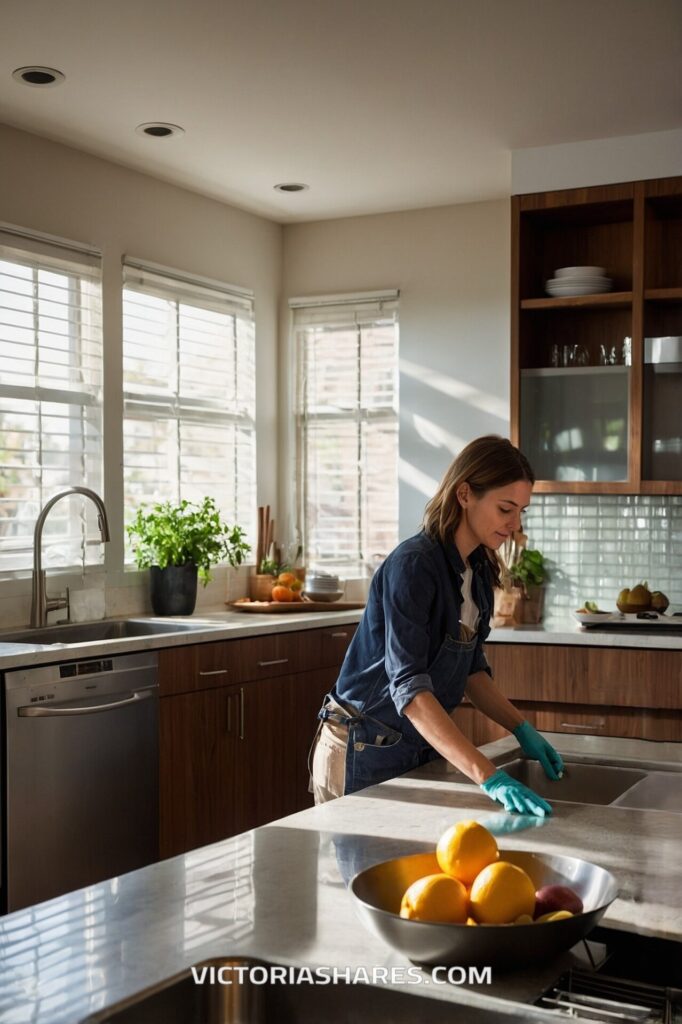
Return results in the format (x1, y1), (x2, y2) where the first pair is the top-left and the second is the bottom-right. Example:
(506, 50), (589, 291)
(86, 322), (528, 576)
(309, 435), (563, 816)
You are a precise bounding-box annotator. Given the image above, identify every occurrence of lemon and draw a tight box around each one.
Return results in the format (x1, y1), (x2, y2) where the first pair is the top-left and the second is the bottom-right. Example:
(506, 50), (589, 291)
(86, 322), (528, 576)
(399, 873), (468, 923)
(469, 861), (536, 924)
(436, 820), (499, 886)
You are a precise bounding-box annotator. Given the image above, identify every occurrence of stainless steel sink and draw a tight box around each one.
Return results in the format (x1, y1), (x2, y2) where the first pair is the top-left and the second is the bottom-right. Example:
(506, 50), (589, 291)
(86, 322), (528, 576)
(499, 759), (647, 806)
(610, 772), (682, 813)
(0, 618), (211, 646)
(86, 956), (500, 1023)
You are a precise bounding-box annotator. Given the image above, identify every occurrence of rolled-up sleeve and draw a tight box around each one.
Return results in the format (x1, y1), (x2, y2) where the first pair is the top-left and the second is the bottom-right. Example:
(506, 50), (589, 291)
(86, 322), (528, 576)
(382, 553), (437, 716)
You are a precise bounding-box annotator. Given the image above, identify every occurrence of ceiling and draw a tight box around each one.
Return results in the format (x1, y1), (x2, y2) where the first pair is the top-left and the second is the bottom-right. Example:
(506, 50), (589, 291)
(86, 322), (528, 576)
(1, 0), (681, 223)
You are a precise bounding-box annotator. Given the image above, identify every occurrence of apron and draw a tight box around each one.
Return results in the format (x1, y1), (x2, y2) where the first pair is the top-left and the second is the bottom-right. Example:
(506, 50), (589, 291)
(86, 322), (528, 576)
(309, 626), (479, 798)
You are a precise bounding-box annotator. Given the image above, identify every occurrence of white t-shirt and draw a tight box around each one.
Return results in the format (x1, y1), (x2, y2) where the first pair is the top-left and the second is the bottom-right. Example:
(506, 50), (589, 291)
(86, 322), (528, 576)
(459, 563), (480, 633)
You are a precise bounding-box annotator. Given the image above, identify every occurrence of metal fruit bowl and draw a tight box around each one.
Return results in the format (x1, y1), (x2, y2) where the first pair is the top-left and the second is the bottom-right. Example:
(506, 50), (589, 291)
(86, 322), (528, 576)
(350, 849), (618, 971)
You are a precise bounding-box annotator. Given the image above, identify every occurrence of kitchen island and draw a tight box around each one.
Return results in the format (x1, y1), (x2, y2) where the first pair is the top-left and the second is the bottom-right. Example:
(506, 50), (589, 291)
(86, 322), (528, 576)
(1, 732), (680, 1024)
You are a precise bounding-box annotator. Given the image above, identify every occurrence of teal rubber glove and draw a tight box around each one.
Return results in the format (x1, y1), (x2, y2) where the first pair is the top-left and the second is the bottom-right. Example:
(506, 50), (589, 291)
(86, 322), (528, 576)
(481, 769), (553, 817)
(513, 720), (564, 781)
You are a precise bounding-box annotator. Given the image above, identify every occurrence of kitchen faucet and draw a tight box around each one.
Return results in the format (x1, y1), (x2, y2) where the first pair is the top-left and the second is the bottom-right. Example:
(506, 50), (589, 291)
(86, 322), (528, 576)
(30, 487), (111, 628)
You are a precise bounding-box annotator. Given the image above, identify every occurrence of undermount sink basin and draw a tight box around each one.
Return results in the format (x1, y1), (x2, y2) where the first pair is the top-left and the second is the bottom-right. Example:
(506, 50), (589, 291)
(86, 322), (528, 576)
(0, 618), (211, 646)
(86, 956), (486, 1023)
(499, 759), (647, 806)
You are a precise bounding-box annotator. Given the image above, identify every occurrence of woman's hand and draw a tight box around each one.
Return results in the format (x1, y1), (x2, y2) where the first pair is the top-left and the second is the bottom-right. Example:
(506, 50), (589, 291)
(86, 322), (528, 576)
(512, 721), (564, 781)
(480, 769), (552, 817)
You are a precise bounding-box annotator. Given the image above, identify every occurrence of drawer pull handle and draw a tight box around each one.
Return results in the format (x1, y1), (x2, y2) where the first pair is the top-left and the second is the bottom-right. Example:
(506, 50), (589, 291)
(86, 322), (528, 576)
(199, 668), (228, 677)
(257, 658), (289, 667)
(330, 632), (348, 638)
(560, 720), (605, 731)
(239, 686), (245, 740)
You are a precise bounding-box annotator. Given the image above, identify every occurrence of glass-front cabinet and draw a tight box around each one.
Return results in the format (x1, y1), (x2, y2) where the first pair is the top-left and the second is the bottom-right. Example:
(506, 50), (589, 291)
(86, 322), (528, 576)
(511, 176), (682, 493)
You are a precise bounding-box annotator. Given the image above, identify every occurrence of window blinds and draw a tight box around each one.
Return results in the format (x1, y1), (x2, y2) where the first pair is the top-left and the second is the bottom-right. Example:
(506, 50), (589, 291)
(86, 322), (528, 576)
(122, 259), (256, 553)
(291, 291), (399, 575)
(0, 226), (103, 574)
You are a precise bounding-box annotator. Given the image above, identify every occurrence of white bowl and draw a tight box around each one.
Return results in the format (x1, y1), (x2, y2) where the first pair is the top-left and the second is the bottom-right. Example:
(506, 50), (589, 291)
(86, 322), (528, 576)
(303, 589), (345, 603)
(554, 266), (606, 279)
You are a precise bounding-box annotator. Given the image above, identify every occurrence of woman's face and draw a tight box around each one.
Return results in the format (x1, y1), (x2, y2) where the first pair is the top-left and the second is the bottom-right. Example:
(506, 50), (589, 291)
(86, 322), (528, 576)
(457, 479), (533, 550)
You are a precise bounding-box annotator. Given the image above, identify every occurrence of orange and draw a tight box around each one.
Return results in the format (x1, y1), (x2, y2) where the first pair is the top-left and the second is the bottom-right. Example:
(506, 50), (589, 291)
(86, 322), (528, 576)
(436, 820), (499, 886)
(277, 572), (297, 586)
(271, 585), (293, 602)
(290, 579), (303, 592)
(399, 873), (468, 924)
(469, 861), (536, 924)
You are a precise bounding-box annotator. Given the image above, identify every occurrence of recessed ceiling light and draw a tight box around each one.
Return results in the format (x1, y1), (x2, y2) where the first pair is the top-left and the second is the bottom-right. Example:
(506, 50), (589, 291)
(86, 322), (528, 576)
(274, 183), (309, 193)
(12, 66), (65, 87)
(135, 122), (185, 139)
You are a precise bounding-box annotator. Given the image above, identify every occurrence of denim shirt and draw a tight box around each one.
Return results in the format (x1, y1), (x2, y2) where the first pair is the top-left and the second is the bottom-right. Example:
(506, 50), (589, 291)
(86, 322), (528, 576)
(330, 530), (493, 746)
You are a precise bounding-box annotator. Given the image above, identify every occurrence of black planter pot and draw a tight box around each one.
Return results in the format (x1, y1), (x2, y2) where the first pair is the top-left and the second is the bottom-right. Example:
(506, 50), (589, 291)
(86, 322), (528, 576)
(149, 564), (198, 616)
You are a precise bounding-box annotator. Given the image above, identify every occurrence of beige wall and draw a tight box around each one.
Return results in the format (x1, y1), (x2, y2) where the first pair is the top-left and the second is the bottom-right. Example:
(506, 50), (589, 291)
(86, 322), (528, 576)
(0, 123), (282, 623)
(281, 200), (510, 541)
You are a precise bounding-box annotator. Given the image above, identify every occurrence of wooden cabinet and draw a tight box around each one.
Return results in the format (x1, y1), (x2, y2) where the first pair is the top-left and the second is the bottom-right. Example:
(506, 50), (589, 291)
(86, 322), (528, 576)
(512, 174), (682, 493)
(158, 623), (356, 858)
(470, 643), (682, 745)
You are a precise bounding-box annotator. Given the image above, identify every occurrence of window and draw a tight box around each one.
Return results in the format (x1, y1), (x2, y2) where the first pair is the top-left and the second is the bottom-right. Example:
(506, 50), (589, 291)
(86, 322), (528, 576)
(122, 259), (256, 556)
(0, 227), (103, 574)
(292, 290), (399, 575)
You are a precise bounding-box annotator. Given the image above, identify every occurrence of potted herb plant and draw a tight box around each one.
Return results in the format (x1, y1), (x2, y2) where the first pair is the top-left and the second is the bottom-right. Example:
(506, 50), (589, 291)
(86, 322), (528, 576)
(127, 496), (250, 615)
(508, 547), (547, 624)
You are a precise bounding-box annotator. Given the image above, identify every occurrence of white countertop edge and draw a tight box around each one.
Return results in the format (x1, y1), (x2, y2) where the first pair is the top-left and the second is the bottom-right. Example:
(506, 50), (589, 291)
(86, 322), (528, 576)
(0, 609), (365, 670)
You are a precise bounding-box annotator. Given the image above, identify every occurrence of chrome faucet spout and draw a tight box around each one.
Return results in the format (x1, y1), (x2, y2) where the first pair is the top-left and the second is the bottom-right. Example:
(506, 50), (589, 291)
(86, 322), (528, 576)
(30, 487), (111, 628)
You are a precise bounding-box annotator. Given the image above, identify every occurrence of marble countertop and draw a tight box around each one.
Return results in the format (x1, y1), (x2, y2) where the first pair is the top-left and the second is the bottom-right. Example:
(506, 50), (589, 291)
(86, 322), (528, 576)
(1, 733), (680, 1024)
(0, 608), (366, 670)
(1, 609), (680, 672)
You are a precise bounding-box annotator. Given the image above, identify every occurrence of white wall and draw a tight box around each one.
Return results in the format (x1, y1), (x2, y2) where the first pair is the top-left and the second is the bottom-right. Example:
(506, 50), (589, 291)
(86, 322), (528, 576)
(0, 123), (282, 625)
(512, 127), (682, 195)
(281, 200), (510, 543)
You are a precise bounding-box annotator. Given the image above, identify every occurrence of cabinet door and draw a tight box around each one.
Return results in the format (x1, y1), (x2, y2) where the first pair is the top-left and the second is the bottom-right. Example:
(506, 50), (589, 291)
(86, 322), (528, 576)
(231, 675), (290, 834)
(159, 686), (236, 858)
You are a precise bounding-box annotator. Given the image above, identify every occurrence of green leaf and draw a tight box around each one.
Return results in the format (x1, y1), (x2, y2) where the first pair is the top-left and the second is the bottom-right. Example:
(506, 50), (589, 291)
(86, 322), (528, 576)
(127, 496), (251, 586)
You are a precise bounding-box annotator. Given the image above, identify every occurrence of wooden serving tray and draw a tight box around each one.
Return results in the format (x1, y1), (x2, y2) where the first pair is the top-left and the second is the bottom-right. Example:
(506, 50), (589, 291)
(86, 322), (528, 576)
(227, 599), (365, 614)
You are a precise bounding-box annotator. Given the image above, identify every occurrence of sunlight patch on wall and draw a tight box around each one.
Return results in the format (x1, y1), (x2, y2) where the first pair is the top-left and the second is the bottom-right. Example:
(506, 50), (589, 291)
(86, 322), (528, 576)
(400, 357), (508, 422)
(398, 458), (439, 498)
(412, 414), (466, 454)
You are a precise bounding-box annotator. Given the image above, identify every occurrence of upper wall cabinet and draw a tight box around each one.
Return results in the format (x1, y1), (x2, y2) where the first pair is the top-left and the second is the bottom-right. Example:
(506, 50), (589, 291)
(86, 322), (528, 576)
(511, 176), (682, 494)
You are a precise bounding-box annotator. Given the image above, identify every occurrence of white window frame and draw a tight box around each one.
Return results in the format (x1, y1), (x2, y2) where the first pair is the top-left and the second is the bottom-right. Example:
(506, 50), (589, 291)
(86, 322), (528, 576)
(121, 258), (257, 563)
(290, 290), (399, 576)
(0, 224), (103, 578)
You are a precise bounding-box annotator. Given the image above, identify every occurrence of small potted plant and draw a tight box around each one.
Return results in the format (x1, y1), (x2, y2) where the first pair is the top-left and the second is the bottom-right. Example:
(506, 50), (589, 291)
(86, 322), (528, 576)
(127, 496), (250, 615)
(508, 548), (547, 624)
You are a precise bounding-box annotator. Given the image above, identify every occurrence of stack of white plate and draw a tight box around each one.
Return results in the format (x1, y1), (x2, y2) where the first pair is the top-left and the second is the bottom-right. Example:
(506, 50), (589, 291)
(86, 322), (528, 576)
(545, 266), (612, 297)
(304, 571), (344, 603)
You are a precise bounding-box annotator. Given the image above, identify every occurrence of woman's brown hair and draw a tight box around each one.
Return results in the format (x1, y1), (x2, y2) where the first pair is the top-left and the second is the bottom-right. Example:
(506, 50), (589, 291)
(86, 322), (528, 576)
(423, 435), (535, 586)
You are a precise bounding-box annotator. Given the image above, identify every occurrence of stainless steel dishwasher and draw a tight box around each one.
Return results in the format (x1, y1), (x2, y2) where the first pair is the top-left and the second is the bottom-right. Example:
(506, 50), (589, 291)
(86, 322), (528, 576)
(3, 650), (159, 913)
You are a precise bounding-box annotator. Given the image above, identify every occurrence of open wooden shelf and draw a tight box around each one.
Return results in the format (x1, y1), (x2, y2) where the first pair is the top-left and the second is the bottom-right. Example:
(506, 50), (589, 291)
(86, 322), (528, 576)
(644, 287), (682, 302)
(511, 174), (682, 493)
(521, 291), (632, 311)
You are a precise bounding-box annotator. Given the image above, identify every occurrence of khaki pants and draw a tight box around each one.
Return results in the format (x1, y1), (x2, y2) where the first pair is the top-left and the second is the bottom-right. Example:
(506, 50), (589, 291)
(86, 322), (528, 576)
(310, 718), (349, 804)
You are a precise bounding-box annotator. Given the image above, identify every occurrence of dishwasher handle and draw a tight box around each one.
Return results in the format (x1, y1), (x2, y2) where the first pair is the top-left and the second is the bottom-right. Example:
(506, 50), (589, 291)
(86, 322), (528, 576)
(17, 689), (155, 718)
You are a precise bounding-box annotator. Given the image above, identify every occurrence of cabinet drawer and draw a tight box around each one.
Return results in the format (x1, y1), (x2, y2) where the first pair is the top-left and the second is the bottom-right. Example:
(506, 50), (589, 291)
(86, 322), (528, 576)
(488, 643), (681, 710)
(159, 641), (234, 697)
(518, 701), (682, 742)
(159, 624), (358, 696)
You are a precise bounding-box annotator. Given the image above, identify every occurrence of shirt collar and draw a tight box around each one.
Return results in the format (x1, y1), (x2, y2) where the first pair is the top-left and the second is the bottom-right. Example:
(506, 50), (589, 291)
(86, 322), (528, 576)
(441, 539), (487, 577)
